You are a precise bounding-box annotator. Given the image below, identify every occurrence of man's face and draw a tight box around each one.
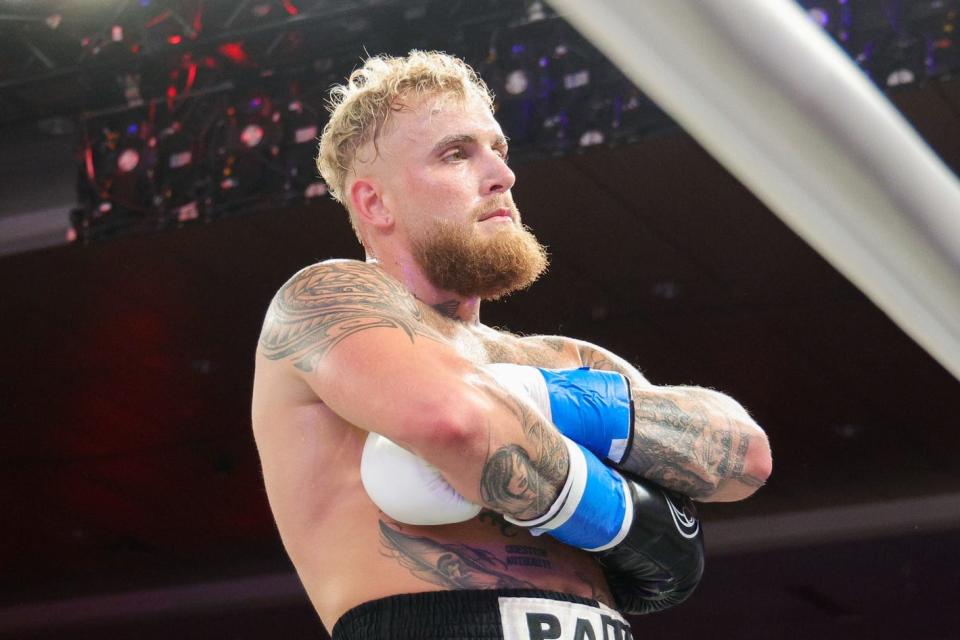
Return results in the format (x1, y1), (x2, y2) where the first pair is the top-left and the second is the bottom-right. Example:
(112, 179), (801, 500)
(367, 92), (548, 300)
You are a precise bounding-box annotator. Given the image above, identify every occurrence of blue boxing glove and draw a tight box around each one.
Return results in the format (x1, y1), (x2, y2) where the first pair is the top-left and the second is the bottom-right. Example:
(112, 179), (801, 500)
(485, 363), (634, 464)
(505, 435), (704, 614)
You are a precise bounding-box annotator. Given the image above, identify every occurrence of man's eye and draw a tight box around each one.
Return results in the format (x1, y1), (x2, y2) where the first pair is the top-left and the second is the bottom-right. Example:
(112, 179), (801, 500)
(444, 148), (467, 161)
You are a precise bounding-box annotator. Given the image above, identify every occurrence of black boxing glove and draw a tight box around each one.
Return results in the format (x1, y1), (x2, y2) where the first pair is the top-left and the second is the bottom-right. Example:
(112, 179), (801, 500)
(594, 469), (704, 614)
(505, 436), (704, 615)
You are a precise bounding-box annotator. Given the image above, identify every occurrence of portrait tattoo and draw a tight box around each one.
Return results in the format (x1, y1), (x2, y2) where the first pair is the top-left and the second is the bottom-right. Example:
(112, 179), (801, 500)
(378, 520), (536, 590)
(477, 379), (569, 520)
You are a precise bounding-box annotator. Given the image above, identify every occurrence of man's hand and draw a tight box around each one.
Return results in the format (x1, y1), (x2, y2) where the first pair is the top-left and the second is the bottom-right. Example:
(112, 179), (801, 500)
(361, 428), (704, 615)
(505, 435), (704, 614)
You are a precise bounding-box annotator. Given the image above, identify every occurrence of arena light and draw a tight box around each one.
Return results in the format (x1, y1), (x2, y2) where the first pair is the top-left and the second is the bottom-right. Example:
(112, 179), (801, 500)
(116, 148), (140, 172)
(807, 7), (829, 28)
(487, 37), (540, 149)
(58, 0), (960, 246)
(156, 121), (201, 223)
(541, 40), (596, 153)
(504, 69), (530, 96)
(240, 123), (265, 147)
(886, 68), (915, 87)
(208, 94), (283, 209)
(578, 129), (604, 147)
(71, 115), (157, 242)
(282, 97), (327, 200)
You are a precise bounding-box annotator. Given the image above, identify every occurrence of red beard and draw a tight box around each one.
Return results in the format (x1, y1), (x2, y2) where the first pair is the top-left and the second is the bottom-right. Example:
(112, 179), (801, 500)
(411, 218), (549, 300)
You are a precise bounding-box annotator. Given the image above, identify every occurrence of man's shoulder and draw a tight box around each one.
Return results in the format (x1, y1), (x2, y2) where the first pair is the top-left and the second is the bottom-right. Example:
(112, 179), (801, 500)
(278, 258), (380, 293)
(271, 259), (415, 310)
(259, 258), (433, 370)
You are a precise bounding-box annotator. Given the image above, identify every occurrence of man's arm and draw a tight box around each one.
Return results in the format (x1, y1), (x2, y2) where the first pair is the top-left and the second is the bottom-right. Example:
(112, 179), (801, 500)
(574, 340), (772, 502)
(258, 266), (706, 613)
(257, 260), (568, 520)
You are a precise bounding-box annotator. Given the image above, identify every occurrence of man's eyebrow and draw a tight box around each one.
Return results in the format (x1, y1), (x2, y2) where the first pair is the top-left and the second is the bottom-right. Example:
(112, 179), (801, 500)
(431, 134), (475, 155)
(430, 134), (509, 155)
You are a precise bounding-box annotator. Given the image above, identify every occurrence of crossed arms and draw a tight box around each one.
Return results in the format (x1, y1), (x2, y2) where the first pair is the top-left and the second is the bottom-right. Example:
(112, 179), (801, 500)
(258, 259), (569, 520)
(258, 260), (771, 517)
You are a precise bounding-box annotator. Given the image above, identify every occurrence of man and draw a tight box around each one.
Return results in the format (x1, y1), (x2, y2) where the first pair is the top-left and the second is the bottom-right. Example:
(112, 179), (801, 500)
(252, 51), (772, 639)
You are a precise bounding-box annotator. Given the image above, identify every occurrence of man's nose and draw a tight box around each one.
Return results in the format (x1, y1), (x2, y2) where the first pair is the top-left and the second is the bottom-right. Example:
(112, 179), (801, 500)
(481, 152), (516, 195)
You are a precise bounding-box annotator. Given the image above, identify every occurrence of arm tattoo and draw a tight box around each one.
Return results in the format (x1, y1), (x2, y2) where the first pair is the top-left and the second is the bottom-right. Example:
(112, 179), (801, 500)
(517, 341), (568, 367)
(539, 336), (567, 353)
(578, 343), (764, 497)
(626, 394), (765, 497)
(258, 261), (440, 372)
(478, 380), (569, 520)
(578, 344), (617, 371)
(626, 397), (716, 497)
(481, 336), (570, 368)
(379, 520), (537, 589)
(727, 431), (766, 488)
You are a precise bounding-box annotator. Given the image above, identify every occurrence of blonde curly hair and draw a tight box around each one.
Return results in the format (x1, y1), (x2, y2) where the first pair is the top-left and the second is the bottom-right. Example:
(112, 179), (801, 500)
(316, 50), (494, 242)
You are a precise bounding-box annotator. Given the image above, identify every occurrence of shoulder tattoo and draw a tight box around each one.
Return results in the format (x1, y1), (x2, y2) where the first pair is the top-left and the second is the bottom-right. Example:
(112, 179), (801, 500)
(258, 261), (440, 372)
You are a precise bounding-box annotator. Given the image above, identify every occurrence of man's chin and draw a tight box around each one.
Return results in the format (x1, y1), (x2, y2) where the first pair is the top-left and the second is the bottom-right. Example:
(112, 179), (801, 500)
(412, 222), (549, 302)
(477, 217), (517, 230)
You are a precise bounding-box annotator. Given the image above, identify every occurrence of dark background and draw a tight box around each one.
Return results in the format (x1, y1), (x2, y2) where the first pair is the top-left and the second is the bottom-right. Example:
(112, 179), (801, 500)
(2, 2), (960, 639)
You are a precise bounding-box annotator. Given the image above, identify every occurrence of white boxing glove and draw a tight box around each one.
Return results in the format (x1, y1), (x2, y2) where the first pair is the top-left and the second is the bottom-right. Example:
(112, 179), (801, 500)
(360, 432), (482, 525)
(484, 363), (553, 421)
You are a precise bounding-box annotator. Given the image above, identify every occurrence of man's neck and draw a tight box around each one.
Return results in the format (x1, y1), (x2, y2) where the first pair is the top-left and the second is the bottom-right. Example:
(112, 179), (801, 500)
(367, 255), (482, 324)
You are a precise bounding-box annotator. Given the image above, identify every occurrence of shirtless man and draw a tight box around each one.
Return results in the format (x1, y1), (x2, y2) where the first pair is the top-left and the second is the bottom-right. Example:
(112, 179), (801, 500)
(251, 51), (772, 639)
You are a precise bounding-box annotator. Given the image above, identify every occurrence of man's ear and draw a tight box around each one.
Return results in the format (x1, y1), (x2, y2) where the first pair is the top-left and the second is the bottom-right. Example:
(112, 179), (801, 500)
(350, 179), (392, 230)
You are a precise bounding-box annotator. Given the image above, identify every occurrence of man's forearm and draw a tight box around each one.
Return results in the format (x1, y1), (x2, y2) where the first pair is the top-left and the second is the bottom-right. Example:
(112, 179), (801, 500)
(431, 371), (571, 521)
(623, 386), (771, 502)
(577, 342), (772, 501)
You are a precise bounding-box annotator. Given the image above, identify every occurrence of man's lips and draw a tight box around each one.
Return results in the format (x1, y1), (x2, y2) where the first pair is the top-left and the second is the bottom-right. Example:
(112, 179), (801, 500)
(478, 208), (513, 222)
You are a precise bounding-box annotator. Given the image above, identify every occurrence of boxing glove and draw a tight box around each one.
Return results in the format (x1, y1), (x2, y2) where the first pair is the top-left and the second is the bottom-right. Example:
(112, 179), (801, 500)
(361, 432), (481, 525)
(485, 363), (634, 464)
(361, 426), (702, 613)
(505, 436), (704, 614)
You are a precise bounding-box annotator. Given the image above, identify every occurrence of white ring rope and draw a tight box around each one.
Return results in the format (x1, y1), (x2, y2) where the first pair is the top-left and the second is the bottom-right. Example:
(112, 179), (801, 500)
(547, 0), (960, 381)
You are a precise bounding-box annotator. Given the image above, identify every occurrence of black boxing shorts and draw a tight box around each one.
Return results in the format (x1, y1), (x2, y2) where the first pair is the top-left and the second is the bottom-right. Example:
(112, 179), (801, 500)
(330, 589), (634, 640)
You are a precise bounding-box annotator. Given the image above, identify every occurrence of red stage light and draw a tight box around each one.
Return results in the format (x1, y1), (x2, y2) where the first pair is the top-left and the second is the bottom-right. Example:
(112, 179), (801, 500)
(219, 42), (248, 64)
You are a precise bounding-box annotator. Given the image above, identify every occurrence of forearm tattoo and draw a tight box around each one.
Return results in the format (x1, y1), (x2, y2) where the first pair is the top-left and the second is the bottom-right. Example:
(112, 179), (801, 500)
(578, 345), (764, 498)
(625, 396), (715, 497)
(478, 379), (569, 521)
(258, 262), (441, 372)
(626, 394), (766, 497)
